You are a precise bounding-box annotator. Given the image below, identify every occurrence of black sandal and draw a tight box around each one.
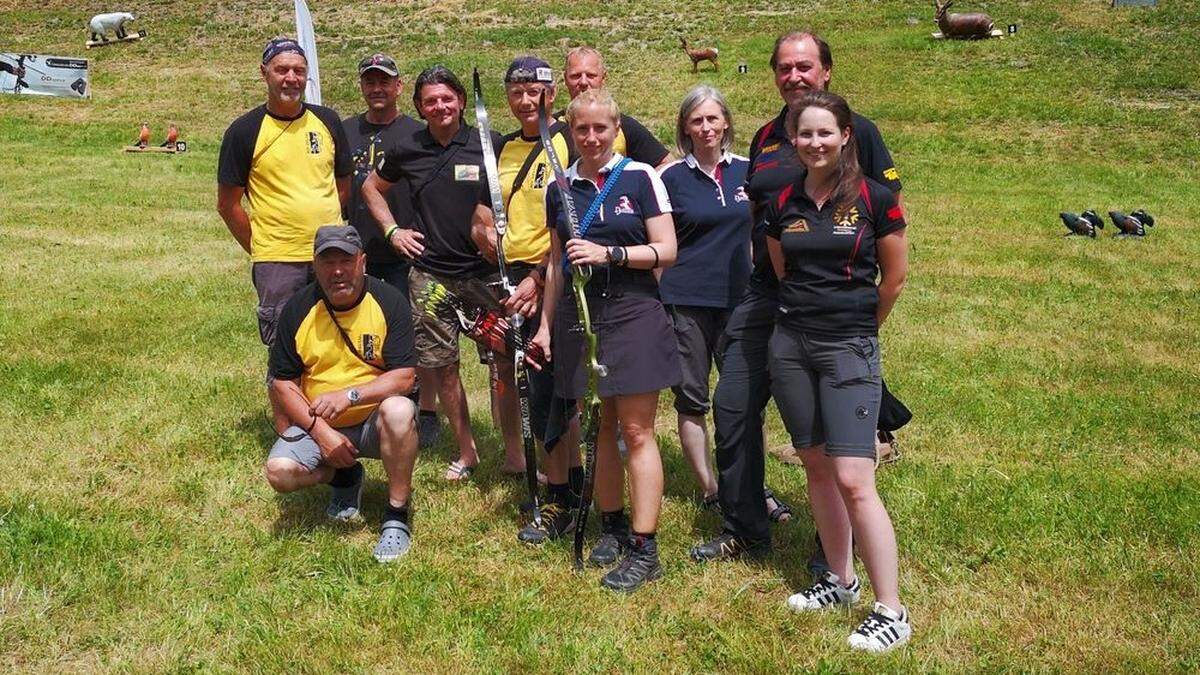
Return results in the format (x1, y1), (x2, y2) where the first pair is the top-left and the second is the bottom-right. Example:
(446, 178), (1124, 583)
(763, 487), (792, 523)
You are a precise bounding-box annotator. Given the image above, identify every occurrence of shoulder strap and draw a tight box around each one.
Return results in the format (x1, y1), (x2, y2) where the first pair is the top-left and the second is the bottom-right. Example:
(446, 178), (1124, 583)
(322, 299), (385, 372)
(505, 124), (564, 212)
(578, 157), (632, 239)
(412, 139), (466, 199)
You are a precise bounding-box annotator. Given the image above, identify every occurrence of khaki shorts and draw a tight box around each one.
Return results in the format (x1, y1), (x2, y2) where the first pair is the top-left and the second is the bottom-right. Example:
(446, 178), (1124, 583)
(408, 267), (502, 369)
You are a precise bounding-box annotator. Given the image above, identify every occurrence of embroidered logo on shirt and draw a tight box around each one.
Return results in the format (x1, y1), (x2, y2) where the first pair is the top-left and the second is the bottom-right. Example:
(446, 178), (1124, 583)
(832, 206), (860, 235)
(734, 186), (749, 203)
(362, 334), (378, 361)
(761, 142), (781, 154)
(455, 165), (480, 182)
(783, 218), (809, 233)
(613, 195), (636, 216)
(308, 132), (321, 154)
(533, 164), (547, 189)
(883, 167), (900, 182)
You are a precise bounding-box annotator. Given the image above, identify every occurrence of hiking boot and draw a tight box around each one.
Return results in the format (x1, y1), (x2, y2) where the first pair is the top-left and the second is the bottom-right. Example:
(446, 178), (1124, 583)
(787, 571), (862, 612)
(417, 412), (441, 449)
(588, 511), (631, 567)
(690, 532), (770, 563)
(325, 463), (364, 522)
(848, 602), (912, 654)
(517, 501), (576, 545)
(700, 493), (722, 516)
(373, 520), (412, 563)
(600, 535), (662, 592)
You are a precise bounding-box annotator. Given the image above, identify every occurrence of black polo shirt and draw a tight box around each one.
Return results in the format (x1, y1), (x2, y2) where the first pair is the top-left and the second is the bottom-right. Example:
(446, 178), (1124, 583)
(554, 112), (669, 166)
(763, 177), (906, 337)
(376, 122), (499, 278)
(726, 105), (902, 338)
(342, 112), (423, 266)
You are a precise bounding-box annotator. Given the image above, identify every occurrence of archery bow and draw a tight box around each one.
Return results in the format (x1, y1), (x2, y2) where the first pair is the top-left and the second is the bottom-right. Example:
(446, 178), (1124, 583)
(474, 68), (543, 531)
(537, 89), (608, 571)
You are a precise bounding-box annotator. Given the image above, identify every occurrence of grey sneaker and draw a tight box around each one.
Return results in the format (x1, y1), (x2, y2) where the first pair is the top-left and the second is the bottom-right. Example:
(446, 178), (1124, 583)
(325, 464), (364, 522)
(373, 520), (412, 563)
(418, 412), (441, 449)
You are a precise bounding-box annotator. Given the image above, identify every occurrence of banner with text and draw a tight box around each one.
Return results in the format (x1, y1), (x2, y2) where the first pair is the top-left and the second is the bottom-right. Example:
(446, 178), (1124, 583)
(1, 53), (90, 99)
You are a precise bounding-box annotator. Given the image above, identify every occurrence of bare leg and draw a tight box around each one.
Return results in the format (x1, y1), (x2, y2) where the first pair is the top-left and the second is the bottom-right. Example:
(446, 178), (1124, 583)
(833, 456), (901, 610)
(264, 457), (333, 493)
(678, 412), (717, 498)
(377, 397), (419, 507)
(593, 399), (622, 512)
(801, 445), (854, 582)
(437, 361), (479, 476)
(418, 367), (439, 414)
(493, 358), (527, 472)
(617, 392), (664, 534)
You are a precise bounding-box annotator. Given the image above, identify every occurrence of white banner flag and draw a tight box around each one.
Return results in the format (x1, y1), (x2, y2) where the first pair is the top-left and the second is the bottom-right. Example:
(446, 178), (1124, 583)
(1, 53), (90, 99)
(294, 0), (321, 105)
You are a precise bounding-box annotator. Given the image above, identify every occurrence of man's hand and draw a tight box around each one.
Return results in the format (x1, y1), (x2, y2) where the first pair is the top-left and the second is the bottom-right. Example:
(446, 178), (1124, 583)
(314, 424), (358, 468)
(310, 389), (353, 422)
(388, 228), (425, 258)
(504, 275), (541, 318)
(529, 326), (551, 370)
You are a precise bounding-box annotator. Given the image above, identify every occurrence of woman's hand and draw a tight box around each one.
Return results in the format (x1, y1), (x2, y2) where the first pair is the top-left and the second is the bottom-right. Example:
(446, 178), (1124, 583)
(565, 238), (609, 267)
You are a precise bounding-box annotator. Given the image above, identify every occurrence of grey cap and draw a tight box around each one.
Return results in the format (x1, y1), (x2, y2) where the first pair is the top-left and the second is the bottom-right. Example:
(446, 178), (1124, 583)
(313, 225), (363, 256)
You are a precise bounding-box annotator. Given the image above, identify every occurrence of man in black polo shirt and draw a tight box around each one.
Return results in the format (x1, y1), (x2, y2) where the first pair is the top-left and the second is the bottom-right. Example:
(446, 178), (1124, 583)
(362, 65), (522, 481)
(695, 30), (903, 564)
(342, 53), (442, 447)
(559, 46), (670, 168)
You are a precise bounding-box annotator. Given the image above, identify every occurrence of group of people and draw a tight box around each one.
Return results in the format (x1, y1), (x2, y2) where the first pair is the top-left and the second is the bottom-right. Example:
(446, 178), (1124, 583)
(216, 30), (911, 653)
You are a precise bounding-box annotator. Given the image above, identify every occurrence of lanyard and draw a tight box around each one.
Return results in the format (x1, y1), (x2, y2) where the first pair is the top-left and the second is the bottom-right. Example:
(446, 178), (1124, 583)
(563, 157), (631, 274)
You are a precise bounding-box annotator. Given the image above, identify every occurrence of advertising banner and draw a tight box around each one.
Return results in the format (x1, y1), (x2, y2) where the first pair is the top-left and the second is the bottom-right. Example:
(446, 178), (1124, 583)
(1, 53), (90, 99)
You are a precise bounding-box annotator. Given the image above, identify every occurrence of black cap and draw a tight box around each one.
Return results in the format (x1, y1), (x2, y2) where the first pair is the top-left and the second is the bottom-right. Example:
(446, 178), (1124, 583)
(504, 55), (554, 84)
(313, 225), (363, 256)
(262, 36), (306, 65)
(358, 53), (399, 77)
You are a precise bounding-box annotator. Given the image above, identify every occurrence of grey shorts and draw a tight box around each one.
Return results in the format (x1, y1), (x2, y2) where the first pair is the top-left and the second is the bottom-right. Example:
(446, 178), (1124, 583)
(252, 262), (312, 346)
(768, 327), (882, 458)
(408, 267), (500, 369)
(267, 406), (383, 471)
(668, 305), (731, 416)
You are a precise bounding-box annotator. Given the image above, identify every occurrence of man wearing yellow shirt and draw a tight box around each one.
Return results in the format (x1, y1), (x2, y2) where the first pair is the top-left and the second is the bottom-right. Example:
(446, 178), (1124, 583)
(472, 56), (582, 544)
(265, 225), (419, 563)
(217, 36), (353, 348)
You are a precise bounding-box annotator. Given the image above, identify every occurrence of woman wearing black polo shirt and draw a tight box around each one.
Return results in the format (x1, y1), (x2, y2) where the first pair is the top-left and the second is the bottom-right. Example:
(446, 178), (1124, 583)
(763, 90), (910, 653)
(534, 88), (681, 592)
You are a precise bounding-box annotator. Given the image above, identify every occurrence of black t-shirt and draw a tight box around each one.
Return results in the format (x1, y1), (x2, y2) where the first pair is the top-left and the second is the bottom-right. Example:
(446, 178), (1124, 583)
(342, 112), (423, 266)
(727, 106), (902, 338)
(376, 123), (499, 278)
(763, 177), (906, 337)
(554, 112), (669, 167)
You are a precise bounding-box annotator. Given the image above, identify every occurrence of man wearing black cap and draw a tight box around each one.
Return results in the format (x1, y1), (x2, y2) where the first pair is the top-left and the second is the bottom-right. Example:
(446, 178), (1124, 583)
(217, 36), (353, 356)
(265, 224), (420, 563)
(471, 55), (581, 543)
(342, 54), (442, 447)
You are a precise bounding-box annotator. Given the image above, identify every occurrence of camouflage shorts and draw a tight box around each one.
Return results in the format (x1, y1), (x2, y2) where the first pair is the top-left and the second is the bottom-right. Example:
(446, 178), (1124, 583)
(408, 267), (502, 369)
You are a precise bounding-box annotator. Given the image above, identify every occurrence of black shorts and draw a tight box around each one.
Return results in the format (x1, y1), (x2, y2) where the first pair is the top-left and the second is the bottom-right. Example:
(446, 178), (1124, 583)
(251, 261), (312, 347)
(553, 292), (682, 399)
(768, 326), (882, 458)
(667, 305), (731, 416)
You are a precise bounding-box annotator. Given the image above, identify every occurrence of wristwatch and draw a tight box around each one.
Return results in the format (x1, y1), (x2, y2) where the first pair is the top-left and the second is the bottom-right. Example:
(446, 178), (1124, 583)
(347, 388), (361, 404)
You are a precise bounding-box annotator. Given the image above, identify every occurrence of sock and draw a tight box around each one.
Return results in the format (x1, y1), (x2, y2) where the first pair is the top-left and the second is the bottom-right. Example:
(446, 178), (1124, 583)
(631, 530), (657, 552)
(419, 409), (437, 418)
(329, 461), (363, 488)
(548, 482), (572, 505)
(600, 509), (628, 534)
(383, 503), (410, 525)
(568, 466), (584, 496)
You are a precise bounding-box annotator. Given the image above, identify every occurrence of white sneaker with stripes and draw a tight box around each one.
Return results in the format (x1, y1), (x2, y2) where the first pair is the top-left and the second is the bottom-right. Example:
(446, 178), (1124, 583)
(848, 602), (911, 653)
(786, 571), (861, 612)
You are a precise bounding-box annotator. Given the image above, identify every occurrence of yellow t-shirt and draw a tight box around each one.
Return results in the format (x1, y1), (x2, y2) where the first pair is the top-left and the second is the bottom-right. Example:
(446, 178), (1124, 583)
(218, 104), (352, 262)
(491, 130), (570, 265)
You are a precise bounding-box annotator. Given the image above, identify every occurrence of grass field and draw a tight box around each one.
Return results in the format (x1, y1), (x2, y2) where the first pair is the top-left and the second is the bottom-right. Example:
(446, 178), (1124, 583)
(2, 0), (1199, 671)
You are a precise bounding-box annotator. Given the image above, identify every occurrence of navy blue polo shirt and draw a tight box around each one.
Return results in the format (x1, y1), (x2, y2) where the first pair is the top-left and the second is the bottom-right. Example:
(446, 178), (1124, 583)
(544, 153), (672, 295)
(658, 153), (753, 308)
(763, 177), (907, 337)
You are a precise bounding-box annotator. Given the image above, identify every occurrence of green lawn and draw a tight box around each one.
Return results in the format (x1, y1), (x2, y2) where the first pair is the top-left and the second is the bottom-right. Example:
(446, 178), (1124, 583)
(2, 0), (1198, 671)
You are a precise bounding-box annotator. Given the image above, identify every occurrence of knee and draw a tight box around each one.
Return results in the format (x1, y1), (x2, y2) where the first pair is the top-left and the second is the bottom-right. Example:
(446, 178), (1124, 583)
(264, 457), (299, 492)
(799, 445), (833, 478)
(379, 396), (417, 438)
(620, 420), (656, 453)
(833, 463), (877, 504)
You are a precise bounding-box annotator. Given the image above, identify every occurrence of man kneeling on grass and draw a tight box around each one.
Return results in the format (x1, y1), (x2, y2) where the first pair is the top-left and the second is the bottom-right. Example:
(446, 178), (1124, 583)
(264, 225), (420, 563)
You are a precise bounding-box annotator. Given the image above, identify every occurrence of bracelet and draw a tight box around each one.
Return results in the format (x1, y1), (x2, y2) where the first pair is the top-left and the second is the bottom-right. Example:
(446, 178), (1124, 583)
(384, 225), (400, 242)
(304, 415), (318, 434)
(647, 244), (659, 269)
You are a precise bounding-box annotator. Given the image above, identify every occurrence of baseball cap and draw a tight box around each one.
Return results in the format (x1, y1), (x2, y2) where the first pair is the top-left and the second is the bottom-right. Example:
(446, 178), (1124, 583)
(504, 55), (554, 84)
(262, 36), (306, 65)
(358, 53), (399, 77)
(313, 225), (363, 256)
